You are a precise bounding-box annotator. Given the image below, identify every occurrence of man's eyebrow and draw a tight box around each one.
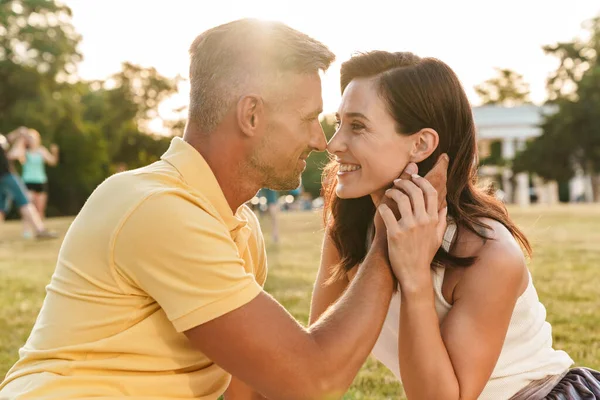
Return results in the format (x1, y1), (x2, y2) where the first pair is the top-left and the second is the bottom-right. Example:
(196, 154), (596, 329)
(306, 108), (323, 119)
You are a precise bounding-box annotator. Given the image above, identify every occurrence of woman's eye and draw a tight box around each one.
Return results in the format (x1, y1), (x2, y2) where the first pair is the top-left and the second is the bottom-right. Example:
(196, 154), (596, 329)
(351, 123), (365, 131)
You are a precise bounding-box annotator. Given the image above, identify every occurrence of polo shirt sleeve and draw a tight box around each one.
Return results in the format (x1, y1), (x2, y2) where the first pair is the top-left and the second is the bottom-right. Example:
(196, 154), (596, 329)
(112, 191), (263, 332)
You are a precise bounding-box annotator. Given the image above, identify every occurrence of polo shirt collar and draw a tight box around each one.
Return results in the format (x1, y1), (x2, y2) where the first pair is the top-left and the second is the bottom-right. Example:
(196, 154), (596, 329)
(160, 137), (248, 233)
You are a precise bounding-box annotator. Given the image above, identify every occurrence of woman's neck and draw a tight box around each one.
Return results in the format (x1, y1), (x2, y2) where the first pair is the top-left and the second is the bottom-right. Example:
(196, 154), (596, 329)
(370, 189), (386, 207)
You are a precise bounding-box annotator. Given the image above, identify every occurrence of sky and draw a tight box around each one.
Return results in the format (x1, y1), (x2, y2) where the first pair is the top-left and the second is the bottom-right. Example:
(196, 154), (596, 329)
(62, 0), (600, 133)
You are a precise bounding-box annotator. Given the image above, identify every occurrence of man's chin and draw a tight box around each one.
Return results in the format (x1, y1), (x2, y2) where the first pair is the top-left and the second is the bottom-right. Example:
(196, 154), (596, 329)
(265, 175), (301, 191)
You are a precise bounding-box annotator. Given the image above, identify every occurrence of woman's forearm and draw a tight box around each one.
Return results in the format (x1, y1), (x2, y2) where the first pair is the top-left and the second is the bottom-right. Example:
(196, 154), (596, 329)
(398, 286), (460, 400)
(42, 147), (59, 166)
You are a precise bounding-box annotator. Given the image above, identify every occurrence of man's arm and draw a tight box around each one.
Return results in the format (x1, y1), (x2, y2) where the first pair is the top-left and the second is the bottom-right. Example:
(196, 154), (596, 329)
(114, 191), (393, 400)
(185, 240), (394, 400)
(115, 155), (448, 400)
(309, 231), (350, 325)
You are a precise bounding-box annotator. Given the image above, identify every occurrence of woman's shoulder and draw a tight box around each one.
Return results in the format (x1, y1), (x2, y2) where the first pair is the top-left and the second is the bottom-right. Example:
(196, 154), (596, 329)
(451, 217), (528, 297)
(452, 218), (523, 258)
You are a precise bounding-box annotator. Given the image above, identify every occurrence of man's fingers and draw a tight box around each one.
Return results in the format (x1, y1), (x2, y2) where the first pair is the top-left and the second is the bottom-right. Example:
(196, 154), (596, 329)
(424, 153), (449, 187)
(423, 153), (449, 210)
(399, 162), (418, 180)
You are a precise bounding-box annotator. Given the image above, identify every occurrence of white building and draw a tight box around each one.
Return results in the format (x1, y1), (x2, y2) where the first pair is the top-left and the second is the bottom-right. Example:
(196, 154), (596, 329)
(472, 104), (593, 205)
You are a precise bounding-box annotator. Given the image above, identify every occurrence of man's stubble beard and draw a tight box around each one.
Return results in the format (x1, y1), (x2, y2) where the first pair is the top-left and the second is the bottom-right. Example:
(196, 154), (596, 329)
(248, 139), (302, 191)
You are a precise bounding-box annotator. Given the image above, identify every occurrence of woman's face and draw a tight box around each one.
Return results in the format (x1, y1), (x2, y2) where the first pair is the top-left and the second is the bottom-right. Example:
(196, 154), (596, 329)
(327, 77), (415, 200)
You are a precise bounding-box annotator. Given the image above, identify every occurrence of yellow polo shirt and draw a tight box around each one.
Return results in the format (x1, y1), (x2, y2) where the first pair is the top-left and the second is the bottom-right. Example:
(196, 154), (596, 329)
(0, 137), (268, 399)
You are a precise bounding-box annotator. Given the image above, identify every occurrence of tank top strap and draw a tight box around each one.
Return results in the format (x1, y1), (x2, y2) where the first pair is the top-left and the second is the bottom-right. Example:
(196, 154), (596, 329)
(442, 218), (457, 252)
(432, 218), (457, 300)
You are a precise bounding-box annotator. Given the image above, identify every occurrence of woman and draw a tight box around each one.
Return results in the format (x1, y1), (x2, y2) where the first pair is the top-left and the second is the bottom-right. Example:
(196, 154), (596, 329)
(0, 128), (57, 239)
(18, 128), (59, 221)
(310, 51), (599, 399)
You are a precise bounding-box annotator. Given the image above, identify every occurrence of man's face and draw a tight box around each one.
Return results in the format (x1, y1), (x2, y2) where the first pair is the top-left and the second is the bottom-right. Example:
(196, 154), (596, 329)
(251, 72), (327, 191)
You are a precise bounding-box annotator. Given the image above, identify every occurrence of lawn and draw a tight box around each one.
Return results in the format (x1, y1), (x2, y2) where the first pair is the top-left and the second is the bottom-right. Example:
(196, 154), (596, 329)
(1, 205), (599, 399)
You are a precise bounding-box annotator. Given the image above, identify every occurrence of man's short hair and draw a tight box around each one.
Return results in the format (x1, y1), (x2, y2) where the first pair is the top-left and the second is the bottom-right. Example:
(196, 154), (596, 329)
(188, 18), (335, 133)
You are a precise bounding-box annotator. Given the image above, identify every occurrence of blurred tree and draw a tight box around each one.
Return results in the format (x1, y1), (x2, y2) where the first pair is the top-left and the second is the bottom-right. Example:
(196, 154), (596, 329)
(81, 63), (179, 163)
(512, 112), (574, 183)
(514, 15), (600, 200)
(0, 0), (81, 133)
(474, 68), (531, 106)
(0, 0), (180, 215)
(50, 64), (179, 214)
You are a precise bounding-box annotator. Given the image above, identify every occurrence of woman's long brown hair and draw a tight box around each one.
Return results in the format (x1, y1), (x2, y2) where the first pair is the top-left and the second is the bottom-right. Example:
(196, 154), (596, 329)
(322, 51), (531, 280)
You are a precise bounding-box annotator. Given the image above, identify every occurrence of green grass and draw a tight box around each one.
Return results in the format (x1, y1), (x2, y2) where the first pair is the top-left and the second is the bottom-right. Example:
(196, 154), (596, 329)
(1, 205), (600, 399)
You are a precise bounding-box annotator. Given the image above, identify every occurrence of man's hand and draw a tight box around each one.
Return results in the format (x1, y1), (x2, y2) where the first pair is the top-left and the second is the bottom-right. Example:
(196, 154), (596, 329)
(423, 154), (449, 210)
(401, 154), (449, 210)
(374, 153), (449, 244)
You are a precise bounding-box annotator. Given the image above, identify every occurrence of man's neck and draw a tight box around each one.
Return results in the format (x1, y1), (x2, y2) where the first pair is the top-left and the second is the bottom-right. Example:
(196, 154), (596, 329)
(185, 133), (260, 214)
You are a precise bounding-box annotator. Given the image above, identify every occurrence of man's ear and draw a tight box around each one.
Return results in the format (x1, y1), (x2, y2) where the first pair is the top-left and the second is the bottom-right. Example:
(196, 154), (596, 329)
(237, 94), (265, 137)
(409, 128), (439, 163)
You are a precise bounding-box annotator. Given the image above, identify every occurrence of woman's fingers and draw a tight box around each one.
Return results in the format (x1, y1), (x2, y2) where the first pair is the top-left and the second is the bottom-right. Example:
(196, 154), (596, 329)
(377, 203), (399, 236)
(393, 178), (427, 220)
(385, 188), (414, 226)
(409, 174), (439, 219)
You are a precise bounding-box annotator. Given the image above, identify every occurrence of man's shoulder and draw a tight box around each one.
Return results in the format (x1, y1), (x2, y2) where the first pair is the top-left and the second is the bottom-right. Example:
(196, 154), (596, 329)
(123, 186), (220, 228)
(109, 160), (182, 188)
(95, 161), (197, 206)
(87, 161), (221, 234)
(111, 190), (230, 262)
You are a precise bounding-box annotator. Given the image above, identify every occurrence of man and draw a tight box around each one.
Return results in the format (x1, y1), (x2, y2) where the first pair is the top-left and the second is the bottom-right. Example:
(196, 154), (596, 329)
(0, 19), (446, 399)
(0, 128), (56, 239)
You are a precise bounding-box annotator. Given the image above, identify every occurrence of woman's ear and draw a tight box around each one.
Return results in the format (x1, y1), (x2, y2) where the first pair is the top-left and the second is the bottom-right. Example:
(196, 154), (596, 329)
(409, 128), (439, 163)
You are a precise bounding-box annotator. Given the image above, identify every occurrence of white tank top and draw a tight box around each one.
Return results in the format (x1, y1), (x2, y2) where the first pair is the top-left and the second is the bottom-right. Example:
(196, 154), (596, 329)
(370, 221), (574, 399)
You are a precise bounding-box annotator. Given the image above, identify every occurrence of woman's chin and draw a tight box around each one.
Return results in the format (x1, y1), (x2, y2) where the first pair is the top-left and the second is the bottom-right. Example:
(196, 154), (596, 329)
(335, 188), (351, 199)
(335, 185), (370, 200)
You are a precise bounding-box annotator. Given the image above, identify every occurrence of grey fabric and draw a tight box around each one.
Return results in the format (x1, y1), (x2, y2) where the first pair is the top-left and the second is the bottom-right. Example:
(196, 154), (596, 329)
(545, 368), (600, 399)
(509, 371), (567, 399)
(510, 368), (600, 400)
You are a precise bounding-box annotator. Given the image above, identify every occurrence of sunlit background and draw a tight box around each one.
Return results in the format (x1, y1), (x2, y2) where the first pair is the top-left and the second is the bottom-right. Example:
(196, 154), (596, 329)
(2, 2), (600, 399)
(64, 0), (600, 132)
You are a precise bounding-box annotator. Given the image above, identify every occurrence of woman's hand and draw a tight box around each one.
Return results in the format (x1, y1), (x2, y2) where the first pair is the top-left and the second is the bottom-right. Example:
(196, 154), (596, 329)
(378, 174), (447, 295)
